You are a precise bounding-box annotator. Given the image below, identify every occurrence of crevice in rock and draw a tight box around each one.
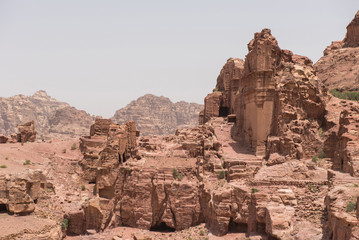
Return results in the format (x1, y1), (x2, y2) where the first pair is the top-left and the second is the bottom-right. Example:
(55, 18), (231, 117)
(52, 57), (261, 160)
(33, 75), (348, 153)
(0, 204), (7, 213)
(228, 217), (247, 233)
(150, 222), (175, 232)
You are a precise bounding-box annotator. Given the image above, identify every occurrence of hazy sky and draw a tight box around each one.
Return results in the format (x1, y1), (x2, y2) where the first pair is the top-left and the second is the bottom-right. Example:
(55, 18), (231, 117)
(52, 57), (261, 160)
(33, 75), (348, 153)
(0, 1), (358, 117)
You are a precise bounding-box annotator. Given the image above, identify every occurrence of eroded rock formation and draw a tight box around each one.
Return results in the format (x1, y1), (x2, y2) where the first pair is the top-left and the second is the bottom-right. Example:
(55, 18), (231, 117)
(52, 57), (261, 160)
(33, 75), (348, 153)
(201, 58), (244, 124)
(315, 10), (359, 91)
(0, 90), (94, 139)
(112, 94), (203, 136)
(203, 29), (325, 158)
(79, 118), (139, 183)
(0, 170), (47, 214)
(17, 121), (36, 143)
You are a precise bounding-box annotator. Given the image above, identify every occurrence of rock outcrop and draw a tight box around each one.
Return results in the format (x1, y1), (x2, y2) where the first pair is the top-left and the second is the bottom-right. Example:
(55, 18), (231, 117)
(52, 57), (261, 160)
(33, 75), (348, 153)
(314, 10), (359, 91)
(79, 118), (139, 183)
(17, 121), (36, 143)
(112, 94), (202, 136)
(343, 10), (359, 48)
(0, 90), (94, 139)
(0, 170), (47, 214)
(200, 58), (244, 124)
(203, 29), (325, 158)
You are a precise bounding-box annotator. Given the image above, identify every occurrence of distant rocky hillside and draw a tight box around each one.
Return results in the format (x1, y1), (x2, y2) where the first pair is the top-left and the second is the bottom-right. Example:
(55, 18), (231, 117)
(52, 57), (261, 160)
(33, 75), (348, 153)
(314, 10), (359, 91)
(0, 90), (94, 139)
(112, 94), (203, 136)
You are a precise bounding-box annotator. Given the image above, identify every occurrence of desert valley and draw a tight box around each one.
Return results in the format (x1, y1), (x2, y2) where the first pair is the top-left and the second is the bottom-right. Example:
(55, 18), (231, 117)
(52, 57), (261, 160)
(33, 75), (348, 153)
(1, 7), (359, 240)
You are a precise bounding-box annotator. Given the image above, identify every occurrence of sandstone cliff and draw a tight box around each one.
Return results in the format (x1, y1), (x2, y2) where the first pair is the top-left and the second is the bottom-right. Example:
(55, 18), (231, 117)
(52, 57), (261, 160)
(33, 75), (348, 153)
(314, 10), (359, 91)
(112, 94), (202, 136)
(0, 90), (94, 139)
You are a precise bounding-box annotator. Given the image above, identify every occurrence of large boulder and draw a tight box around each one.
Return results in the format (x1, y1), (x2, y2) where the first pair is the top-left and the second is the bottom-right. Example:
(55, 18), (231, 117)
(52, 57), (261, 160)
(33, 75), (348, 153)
(17, 121), (36, 143)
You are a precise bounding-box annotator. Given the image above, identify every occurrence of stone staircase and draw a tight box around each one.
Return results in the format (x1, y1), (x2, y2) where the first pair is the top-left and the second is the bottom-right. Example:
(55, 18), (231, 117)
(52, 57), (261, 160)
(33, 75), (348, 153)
(224, 157), (263, 181)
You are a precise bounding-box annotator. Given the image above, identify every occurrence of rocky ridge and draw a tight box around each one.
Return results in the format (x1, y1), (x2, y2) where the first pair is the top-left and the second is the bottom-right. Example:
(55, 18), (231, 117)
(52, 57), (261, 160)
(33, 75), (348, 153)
(0, 90), (94, 139)
(314, 10), (359, 91)
(112, 94), (203, 136)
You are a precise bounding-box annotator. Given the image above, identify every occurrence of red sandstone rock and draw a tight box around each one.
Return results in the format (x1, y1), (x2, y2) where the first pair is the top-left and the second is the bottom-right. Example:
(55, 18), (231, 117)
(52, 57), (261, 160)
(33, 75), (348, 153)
(17, 121), (36, 143)
(0, 135), (8, 143)
(315, 11), (359, 91)
(0, 170), (47, 214)
(344, 10), (359, 48)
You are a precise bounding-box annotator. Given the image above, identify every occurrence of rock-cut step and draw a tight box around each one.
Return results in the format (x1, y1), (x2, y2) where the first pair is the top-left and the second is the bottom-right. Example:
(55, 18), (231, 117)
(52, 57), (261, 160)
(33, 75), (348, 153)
(224, 158), (263, 181)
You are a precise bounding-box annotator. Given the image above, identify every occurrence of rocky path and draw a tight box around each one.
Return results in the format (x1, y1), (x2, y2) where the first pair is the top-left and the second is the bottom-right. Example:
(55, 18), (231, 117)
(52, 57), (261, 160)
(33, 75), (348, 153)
(209, 117), (262, 181)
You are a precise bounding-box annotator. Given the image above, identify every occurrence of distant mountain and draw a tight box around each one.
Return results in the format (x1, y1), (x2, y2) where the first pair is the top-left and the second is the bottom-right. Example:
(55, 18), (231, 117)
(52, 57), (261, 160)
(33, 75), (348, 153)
(112, 94), (203, 136)
(0, 90), (94, 139)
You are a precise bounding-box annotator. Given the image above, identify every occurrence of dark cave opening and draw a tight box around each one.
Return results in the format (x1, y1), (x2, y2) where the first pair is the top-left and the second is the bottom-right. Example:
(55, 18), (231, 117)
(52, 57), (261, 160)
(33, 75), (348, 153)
(150, 222), (175, 232)
(219, 106), (229, 117)
(119, 153), (127, 164)
(0, 204), (7, 213)
(228, 218), (248, 233)
(256, 222), (266, 234)
(268, 235), (280, 240)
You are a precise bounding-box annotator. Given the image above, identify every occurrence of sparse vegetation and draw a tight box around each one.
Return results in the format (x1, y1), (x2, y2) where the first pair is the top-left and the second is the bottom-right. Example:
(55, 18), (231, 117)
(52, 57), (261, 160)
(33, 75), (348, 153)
(251, 188), (259, 193)
(61, 218), (69, 230)
(307, 183), (316, 192)
(312, 155), (318, 163)
(21, 142), (24, 146)
(0, 165), (7, 168)
(318, 128), (324, 138)
(318, 151), (326, 159)
(23, 159), (31, 165)
(71, 143), (77, 150)
(173, 168), (184, 181)
(199, 230), (205, 236)
(346, 201), (356, 212)
(218, 170), (226, 180)
(330, 89), (359, 101)
(81, 185), (86, 191)
(62, 149), (66, 154)
(5, 157), (8, 160)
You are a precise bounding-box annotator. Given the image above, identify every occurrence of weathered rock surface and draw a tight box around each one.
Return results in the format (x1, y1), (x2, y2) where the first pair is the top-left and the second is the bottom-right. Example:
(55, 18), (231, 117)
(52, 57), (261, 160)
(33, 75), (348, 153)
(17, 121), (36, 143)
(112, 94), (202, 136)
(0, 90), (94, 139)
(79, 118), (139, 183)
(201, 58), (244, 124)
(315, 10), (359, 91)
(203, 29), (325, 159)
(0, 170), (47, 214)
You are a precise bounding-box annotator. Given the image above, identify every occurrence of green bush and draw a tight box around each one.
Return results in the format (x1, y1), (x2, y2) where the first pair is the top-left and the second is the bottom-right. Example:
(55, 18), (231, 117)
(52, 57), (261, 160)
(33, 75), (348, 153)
(318, 151), (326, 159)
(81, 185), (86, 191)
(218, 170), (226, 180)
(23, 160), (31, 165)
(172, 168), (183, 181)
(346, 202), (356, 212)
(199, 230), (205, 236)
(0, 165), (7, 168)
(61, 218), (69, 230)
(312, 156), (318, 163)
(5, 157), (8, 160)
(251, 188), (259, 193)
(71, 143), (77, 150)
(330, 89), (359, 101)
